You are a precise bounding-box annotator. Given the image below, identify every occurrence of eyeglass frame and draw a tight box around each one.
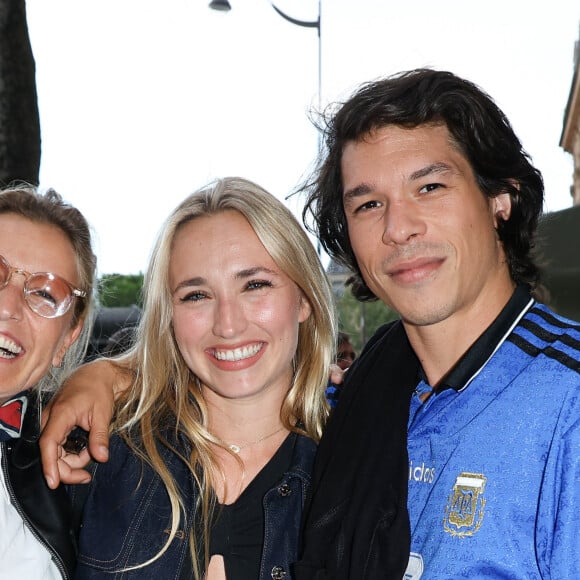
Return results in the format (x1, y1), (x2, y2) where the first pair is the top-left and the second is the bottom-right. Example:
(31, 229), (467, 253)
(0, 253), (86, 319)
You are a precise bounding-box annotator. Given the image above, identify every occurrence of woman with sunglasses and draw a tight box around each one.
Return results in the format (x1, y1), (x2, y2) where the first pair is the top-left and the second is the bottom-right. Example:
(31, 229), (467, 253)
(0, 185), (96, 579)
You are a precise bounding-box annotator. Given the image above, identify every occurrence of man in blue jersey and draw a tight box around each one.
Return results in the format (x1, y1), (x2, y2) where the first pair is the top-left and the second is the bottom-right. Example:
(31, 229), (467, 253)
(295, 69), (579, 579)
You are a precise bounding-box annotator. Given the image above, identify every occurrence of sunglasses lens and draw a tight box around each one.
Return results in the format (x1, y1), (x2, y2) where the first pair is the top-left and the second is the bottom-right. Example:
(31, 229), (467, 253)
(24, 273), (73, 318)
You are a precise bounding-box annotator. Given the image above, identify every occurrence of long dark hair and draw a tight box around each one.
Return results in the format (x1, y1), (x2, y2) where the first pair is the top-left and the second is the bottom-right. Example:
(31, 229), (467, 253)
(301, 69), (544, 300)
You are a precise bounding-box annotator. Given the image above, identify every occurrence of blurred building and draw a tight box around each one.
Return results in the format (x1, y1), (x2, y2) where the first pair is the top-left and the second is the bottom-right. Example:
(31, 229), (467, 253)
(561, 23), (580, 205)
(536, 205), (580, 320)
(537, 23), (580, 321)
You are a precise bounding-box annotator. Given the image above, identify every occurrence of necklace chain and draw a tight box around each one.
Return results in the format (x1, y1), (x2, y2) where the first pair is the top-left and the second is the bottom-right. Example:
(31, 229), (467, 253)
(226, 426), (286, 454)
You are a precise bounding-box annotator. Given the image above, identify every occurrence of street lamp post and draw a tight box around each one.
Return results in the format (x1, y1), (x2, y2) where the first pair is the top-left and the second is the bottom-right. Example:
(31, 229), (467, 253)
(209, 0), (322, 136)
(209, 0), (324, 256)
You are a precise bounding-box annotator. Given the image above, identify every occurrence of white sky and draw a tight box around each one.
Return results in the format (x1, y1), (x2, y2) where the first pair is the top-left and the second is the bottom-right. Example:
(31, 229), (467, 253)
(26, 0), (580, 275)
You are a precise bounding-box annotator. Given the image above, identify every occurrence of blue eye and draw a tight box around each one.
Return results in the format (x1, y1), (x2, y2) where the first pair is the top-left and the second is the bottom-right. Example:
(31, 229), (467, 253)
(180, 291), (207, 303)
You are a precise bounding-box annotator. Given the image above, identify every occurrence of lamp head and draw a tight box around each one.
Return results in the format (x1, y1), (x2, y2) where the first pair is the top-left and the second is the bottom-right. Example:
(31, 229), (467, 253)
(209, 0), (231, 11)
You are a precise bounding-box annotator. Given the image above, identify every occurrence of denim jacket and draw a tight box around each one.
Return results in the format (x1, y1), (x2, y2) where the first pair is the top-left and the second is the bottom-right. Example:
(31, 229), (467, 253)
(75, 431), (317, 580)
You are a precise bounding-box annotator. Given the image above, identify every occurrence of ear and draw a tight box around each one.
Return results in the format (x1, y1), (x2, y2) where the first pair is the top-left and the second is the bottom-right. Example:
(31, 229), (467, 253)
(298, 293), (312, 324)
(52, 321), (83, 368)
(492, 191), (512, 226)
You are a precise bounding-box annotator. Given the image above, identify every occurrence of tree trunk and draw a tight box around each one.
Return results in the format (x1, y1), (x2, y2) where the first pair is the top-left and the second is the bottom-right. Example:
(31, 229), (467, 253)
(0, 0), (40, 186)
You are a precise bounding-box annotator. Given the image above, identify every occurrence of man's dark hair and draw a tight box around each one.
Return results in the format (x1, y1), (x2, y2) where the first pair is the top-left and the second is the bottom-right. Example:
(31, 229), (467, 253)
(301, 68), (545, 301)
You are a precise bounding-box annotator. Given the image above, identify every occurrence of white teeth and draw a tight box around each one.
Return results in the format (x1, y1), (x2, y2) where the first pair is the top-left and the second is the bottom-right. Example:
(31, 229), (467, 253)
(0, 335), (22, 358)
(214, 343), (262, 362)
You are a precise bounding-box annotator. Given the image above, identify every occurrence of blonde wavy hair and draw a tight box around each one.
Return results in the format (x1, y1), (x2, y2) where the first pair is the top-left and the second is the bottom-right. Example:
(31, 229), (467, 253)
(113, 177), (336, 576)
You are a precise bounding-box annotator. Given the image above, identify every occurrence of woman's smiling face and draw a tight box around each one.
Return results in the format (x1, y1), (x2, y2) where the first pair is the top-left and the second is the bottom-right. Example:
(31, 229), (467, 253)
(170, 210), (311, 403)
(0, 214), (83, 403)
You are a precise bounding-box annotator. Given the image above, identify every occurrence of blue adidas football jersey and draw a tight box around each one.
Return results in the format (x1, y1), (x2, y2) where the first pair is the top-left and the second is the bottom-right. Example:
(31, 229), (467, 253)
(405, 301), (580, 579)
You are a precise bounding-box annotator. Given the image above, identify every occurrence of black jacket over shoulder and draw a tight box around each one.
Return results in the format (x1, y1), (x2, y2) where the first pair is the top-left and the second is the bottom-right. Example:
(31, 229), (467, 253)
(294, 321), (419, 580)
(1, 391), (77, 579)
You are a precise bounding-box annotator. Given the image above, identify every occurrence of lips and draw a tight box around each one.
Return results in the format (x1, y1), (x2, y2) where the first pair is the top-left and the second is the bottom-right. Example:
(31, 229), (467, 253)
(212, 342), (263, 362)
(0, 334), (23, 359)
(386, 256), (445, 284)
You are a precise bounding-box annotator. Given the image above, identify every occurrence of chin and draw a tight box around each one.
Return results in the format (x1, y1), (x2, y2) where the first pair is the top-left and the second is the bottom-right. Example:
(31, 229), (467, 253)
(399, 300), (454, 327)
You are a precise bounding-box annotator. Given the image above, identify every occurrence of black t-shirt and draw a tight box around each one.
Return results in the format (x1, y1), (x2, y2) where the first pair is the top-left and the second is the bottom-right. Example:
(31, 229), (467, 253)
(209, 433), (294, 580)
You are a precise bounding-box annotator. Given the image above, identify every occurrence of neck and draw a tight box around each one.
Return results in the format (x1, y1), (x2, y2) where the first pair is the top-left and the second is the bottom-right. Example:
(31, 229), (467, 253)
(202, 386), (288, 446)
(404, 281), (516, 386)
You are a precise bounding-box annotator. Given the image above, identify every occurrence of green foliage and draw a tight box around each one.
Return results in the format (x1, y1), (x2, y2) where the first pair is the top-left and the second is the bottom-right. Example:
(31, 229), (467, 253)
(335, 287), (399, 353)
(98, 273), (144, 307)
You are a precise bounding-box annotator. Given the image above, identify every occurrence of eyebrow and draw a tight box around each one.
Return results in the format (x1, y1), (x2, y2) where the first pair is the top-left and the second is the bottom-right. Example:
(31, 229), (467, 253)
(174, 276), (205, 291)
(343, 183), (372, 204)
(236, 266), (277, 279)
(409, 162), (455, 181)
(173, 266), (278, 292)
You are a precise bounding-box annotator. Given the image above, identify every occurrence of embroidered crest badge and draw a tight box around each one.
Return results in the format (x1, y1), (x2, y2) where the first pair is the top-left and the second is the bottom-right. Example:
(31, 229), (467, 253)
(443, 472), (487, 537)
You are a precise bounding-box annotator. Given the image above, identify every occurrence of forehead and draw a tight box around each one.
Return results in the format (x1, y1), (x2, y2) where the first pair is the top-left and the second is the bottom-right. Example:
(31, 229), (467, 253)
(341, 124), (466, 181)
(0, 213), (78, 282)
(170, 211), (279, 271)
(346, 123), (456, 156)
(173, 210), (262, 250)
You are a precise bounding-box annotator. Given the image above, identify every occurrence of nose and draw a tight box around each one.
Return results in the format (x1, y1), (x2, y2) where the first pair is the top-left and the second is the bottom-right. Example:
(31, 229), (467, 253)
(212, 297), (247, 338)
(0, 280), (24, 321)
(381, 199), (426, 245)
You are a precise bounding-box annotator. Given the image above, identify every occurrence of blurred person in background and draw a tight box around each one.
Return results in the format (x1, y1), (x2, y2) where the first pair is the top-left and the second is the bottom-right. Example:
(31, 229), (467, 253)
(335, 331), (356, 371)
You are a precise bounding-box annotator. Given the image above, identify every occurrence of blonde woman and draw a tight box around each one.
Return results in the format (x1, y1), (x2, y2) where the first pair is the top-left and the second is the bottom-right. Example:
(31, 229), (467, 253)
(45, 178), (336, 579)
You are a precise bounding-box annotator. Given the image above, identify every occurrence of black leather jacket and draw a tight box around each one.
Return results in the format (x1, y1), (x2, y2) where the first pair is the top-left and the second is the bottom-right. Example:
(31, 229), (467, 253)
(0, 391), (77, 579)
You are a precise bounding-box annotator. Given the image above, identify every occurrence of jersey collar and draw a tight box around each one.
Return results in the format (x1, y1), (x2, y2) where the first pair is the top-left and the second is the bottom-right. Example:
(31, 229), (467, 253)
(433, 285), (534, 393)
